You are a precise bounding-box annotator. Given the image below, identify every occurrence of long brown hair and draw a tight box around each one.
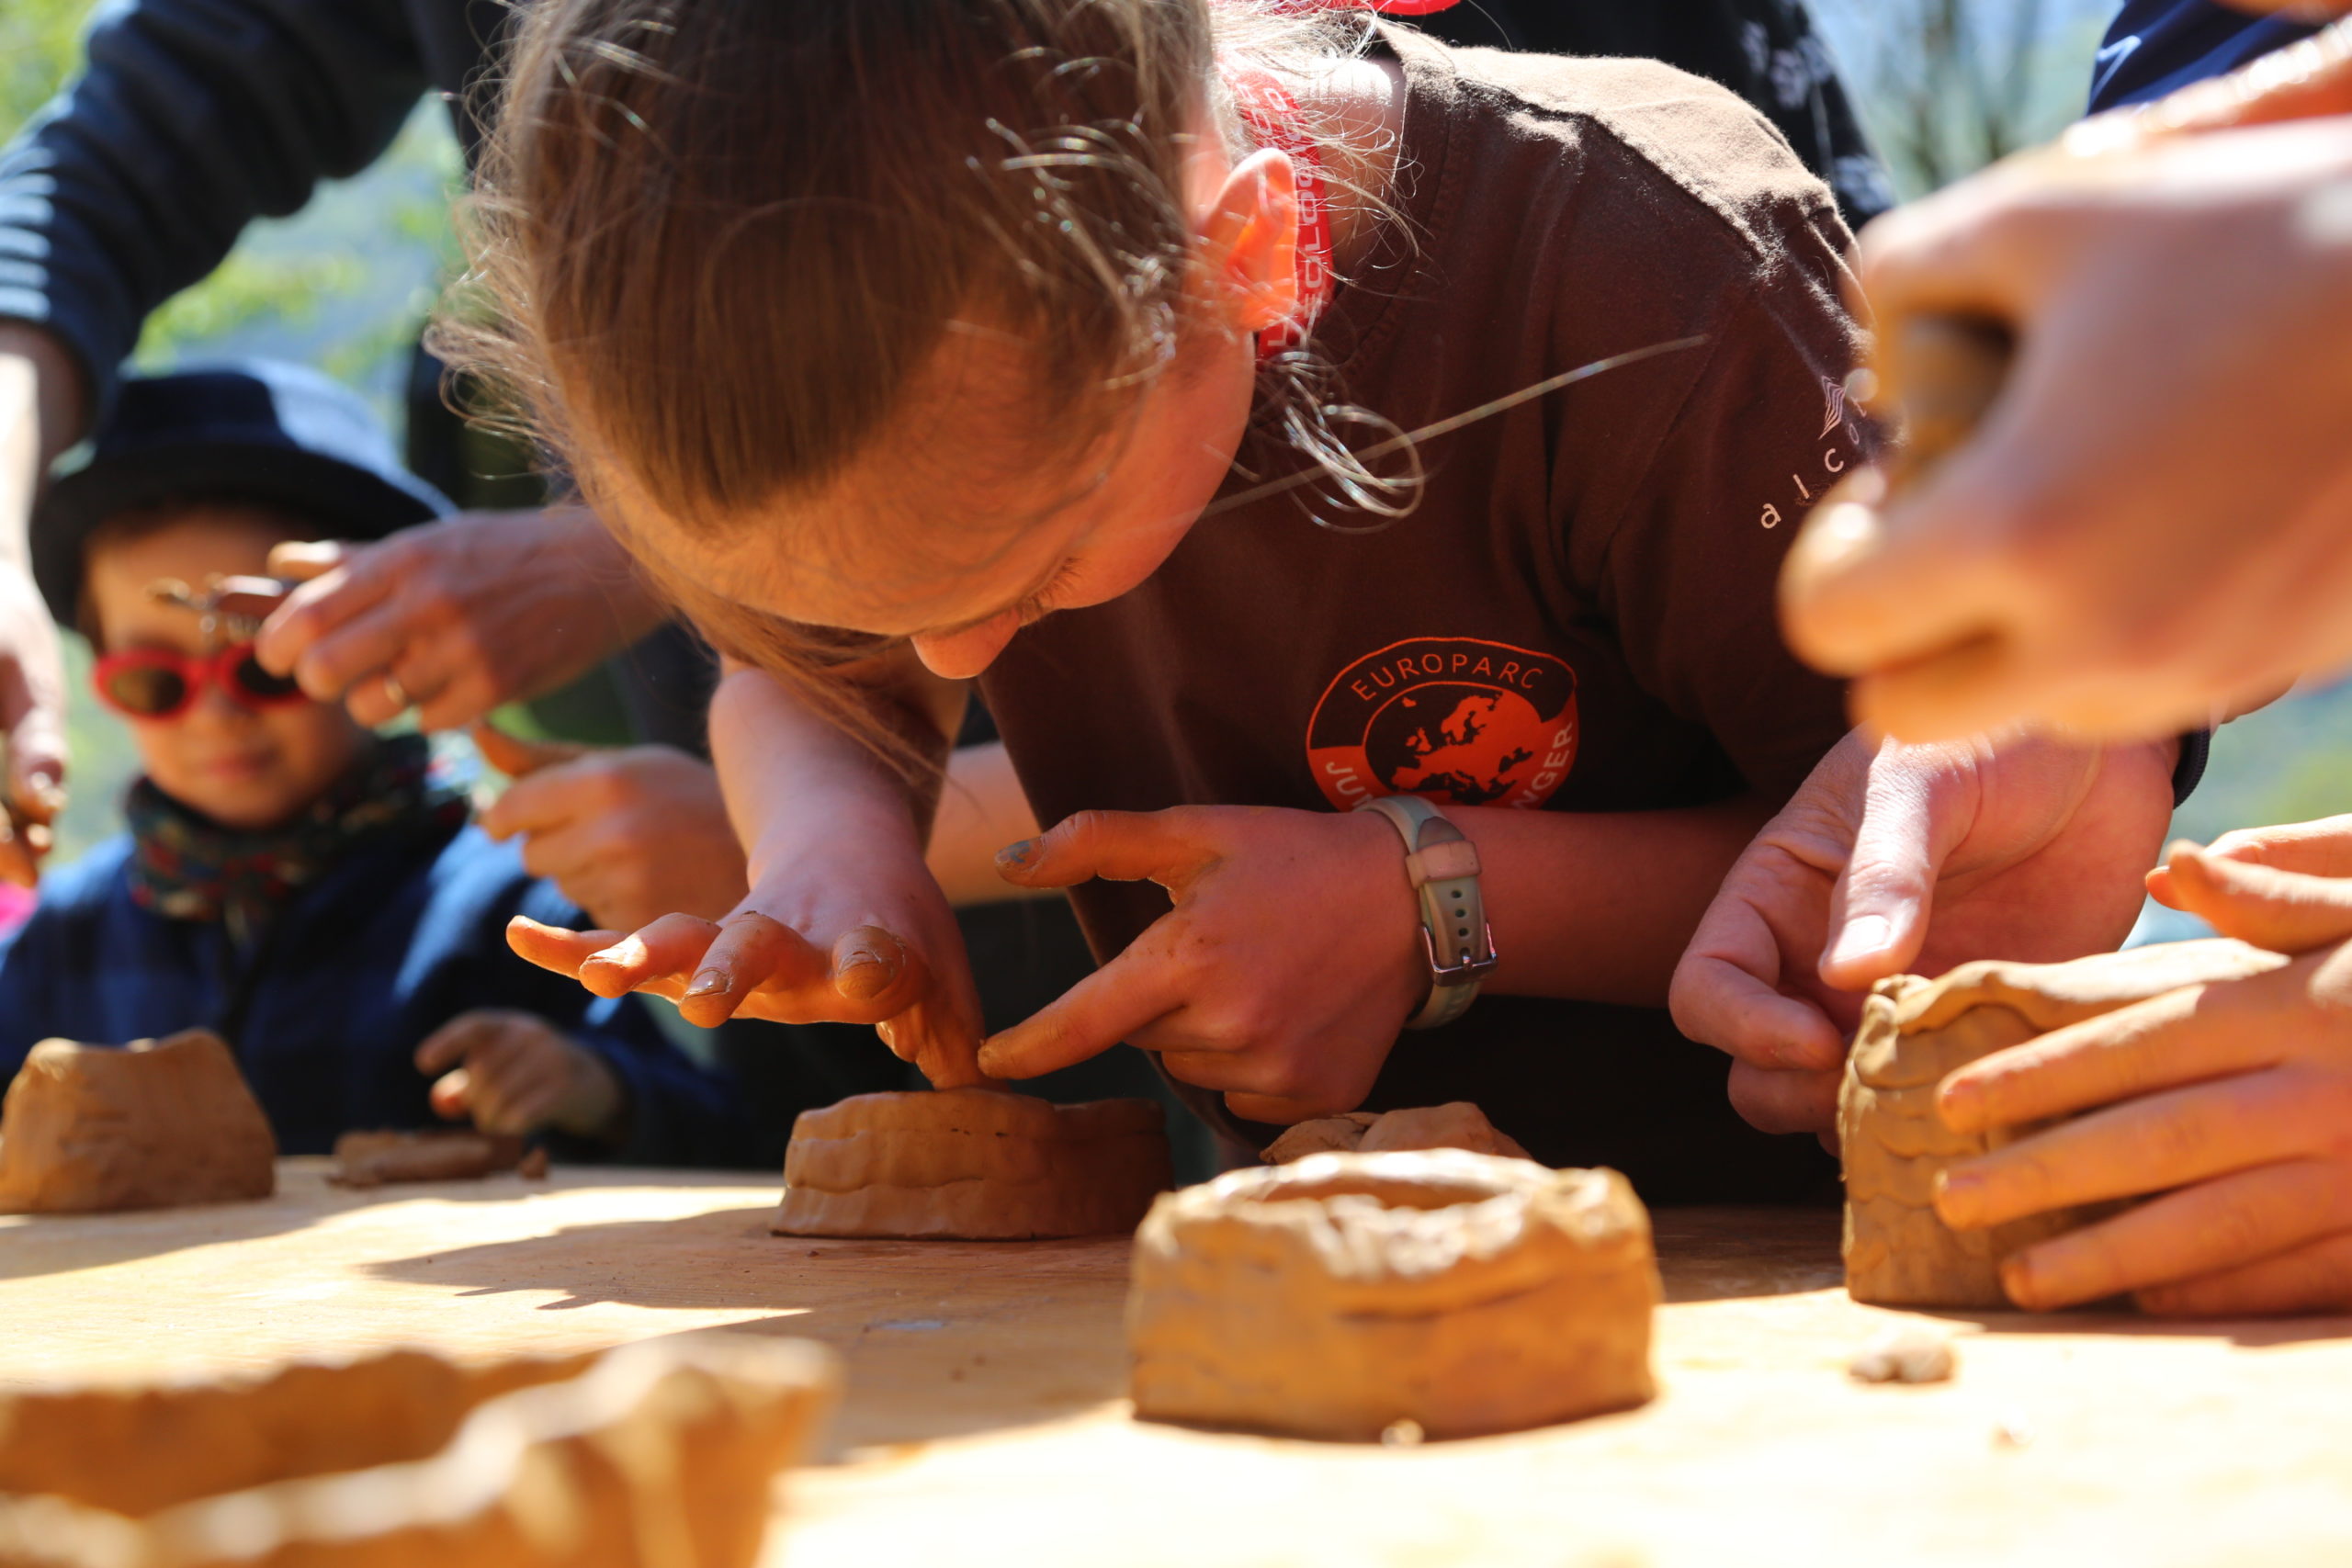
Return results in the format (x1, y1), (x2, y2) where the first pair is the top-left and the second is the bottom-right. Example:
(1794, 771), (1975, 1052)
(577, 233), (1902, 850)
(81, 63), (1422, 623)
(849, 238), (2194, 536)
(442, 0), (1385, 761)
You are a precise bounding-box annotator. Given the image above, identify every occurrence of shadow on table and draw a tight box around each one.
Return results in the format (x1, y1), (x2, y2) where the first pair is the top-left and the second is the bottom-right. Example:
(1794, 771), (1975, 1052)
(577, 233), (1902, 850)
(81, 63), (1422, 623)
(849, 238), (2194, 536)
(1918, 1304), (2352, 1350)
(363, 1206), (1134, 1450)
(1653, 1205), (1845, 1303)
(0, 1165), (692, 1282)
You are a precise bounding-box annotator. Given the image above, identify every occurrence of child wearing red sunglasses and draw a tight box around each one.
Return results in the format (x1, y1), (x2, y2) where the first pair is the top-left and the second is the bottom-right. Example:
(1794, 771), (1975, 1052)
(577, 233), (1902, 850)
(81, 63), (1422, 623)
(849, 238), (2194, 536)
(0, 363), (756, 1168)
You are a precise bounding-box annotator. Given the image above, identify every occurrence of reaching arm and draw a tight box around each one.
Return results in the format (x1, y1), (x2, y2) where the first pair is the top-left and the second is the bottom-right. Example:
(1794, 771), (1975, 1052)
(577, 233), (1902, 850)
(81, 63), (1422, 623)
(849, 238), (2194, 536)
(0, 323), (88, 883)
(0, 0), (436, 416)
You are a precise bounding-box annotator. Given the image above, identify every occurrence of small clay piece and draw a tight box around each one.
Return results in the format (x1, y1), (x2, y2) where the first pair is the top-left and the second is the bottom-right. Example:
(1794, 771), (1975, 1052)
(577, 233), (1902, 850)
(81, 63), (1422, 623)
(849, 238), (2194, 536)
(1842, 938), (2289, 1307)
(331, 1129), (526, 1188)
(1261, 1102), (1531, 1164)
(777, 1088), (1172, 1240)
(0, 1335), (840, 1568)
(1261, 1111), (1380, 1163)
(517, 1145), (551, 1180)
(1129, 1150), (1658, 1440)
(0, 1032), (274, 1214)
(1849, 1325), (1958, 1385)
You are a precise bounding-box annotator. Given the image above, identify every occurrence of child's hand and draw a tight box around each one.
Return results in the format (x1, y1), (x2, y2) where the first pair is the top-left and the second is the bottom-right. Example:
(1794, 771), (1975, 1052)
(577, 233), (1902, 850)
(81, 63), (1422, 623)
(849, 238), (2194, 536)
(2148, 823), (2352, 954)
(506, 851), (987, 1089)
(475, 722), (749, 931)
(1933, 931), (2352, 1316)
(414, 1009), (624, 1140)
(976, 806), (1427, 1125)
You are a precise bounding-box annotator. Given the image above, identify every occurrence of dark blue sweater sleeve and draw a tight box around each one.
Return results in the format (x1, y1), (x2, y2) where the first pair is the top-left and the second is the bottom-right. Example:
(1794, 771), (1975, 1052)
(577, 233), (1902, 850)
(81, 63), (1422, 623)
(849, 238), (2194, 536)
(0, 0), (435, 412)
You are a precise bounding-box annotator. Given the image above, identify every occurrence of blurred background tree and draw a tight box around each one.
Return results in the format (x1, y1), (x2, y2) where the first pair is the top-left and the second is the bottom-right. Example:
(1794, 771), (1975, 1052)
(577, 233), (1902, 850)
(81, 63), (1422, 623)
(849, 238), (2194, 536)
(5, 0), (2347, 916)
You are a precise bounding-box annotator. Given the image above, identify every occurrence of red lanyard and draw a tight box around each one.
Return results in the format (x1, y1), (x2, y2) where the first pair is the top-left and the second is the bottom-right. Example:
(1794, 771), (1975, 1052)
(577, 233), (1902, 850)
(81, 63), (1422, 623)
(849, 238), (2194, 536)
(1223, 0), (1459, 359)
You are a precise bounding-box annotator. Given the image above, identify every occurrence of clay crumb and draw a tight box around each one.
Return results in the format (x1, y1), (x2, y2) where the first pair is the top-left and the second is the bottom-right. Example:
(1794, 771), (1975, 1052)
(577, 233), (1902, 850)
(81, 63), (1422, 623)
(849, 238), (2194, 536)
(1848, 1326), (1957, 1384)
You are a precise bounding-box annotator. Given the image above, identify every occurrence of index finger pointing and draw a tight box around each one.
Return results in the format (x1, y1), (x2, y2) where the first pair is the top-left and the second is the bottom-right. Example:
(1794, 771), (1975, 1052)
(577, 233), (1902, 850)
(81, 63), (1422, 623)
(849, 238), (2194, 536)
(977, 953), (1182, 1079)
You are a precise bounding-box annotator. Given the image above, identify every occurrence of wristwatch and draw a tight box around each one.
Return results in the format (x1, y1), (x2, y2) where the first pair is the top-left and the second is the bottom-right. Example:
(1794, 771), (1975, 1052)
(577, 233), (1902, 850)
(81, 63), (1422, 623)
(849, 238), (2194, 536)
(1356, 795), (1498, 1030)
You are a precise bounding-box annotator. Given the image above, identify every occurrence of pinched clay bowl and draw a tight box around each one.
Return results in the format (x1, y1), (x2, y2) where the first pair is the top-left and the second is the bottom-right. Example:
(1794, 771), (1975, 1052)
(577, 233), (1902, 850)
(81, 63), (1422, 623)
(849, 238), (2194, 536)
(0, 1335), (839, 1568)
(1127, 1149), (1658, 1440)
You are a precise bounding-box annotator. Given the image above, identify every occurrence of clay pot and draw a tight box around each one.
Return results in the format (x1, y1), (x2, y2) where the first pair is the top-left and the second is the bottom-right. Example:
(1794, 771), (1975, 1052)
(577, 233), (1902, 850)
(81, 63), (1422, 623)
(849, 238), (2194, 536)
(1842, 938), (2289, 1308)
(0, 1032), (273, 1214)
(1128, 1150), (1658, 1440)
(0, 1336), (839, 1568)
(776, 1088), (1171, 1240)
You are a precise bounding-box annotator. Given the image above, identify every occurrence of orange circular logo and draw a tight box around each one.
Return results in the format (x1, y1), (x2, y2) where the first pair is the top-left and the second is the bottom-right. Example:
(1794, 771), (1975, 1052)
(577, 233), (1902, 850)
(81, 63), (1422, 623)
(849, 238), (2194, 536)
(1306, 637), (1579, 811)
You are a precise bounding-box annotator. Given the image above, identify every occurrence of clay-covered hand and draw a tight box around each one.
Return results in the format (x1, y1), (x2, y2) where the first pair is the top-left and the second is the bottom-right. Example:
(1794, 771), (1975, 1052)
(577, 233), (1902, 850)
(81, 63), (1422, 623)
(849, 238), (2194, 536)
(0, 560), (64, 889)
(1779, 107), (2352, 744)
(1670, 728), (2175, 1136)
(2146, 818), (2352, 954)
(1934, 912), (2352, 1315)
(475, 722), (748, 931)
(414, 1009), (626, 1141)
(976, 806), (1427, 1125)
(506, 846), (987, 1090)
(0, 324), (83, 888)
(252, 506), (666, 731)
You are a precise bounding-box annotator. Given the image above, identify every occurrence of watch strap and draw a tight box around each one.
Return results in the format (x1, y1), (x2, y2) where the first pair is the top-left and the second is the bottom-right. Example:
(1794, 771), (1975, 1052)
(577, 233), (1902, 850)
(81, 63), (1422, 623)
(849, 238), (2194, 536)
(1357, 794), (1498, 1030)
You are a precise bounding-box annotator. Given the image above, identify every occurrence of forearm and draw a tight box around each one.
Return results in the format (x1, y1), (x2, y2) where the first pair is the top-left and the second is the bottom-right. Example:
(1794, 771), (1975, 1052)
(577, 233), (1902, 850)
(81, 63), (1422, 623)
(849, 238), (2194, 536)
(1456, 794), (1781, 1008)
(928, 742), (1052, 907)
(0, 323), (89, 570)
(708, 655), (964, 876)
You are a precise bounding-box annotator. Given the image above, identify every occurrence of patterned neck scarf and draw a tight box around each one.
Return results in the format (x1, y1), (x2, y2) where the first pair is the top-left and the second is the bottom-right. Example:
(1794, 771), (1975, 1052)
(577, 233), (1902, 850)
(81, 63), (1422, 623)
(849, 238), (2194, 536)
(126, 732), (468, 943)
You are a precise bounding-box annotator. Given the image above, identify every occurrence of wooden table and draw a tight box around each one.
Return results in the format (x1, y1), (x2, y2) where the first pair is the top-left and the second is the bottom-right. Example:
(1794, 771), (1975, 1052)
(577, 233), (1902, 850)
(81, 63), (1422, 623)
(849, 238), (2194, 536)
(5, 1160), (2349, 1567)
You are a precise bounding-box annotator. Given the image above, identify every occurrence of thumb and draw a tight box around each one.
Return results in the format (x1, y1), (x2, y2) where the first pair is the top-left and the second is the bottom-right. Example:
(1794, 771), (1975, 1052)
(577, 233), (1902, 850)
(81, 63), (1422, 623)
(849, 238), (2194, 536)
(2158, 841), (2352, 955)
(428, 1066), (474, 1121)
(995, 808), (1216, 892)
(473, 719), (589, 781)
(266, 539), (349, 582)
(1818, 754), (1945, 989)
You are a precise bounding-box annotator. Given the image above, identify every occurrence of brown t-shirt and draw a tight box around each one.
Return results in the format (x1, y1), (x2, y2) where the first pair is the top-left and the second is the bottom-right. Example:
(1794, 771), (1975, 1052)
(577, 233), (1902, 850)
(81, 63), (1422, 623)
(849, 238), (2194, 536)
(978, 29), (1871, 1202)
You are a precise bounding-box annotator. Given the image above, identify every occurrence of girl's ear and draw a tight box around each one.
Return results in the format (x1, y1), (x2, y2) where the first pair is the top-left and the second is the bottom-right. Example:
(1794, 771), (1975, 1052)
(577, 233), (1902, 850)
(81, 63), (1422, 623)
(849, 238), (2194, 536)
(1197, 148), (1304, 339)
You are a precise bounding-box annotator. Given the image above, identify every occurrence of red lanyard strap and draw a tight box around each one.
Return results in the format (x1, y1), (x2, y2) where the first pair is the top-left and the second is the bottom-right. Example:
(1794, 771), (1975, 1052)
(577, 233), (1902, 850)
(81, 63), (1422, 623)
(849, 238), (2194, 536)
(1222, 0), (1458, 358)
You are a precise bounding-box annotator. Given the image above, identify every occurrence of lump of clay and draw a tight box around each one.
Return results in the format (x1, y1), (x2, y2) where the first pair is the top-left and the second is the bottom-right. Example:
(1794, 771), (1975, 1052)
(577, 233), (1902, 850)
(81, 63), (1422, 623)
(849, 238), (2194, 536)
(1129, 1149), (1657, 1440)
(332, 1129), (526, 1188)
(1261, 1101), (1530, 1165)
(0, 1335), (840, 1568)
(776, 1088), (1171, 1240)
(0, 1032), (274, 1214)
(1842, 938), (2288, 1308)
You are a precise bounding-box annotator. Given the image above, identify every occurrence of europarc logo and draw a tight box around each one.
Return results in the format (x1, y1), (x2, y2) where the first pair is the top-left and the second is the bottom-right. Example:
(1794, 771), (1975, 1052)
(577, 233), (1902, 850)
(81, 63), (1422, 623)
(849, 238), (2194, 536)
(1306, 637), (1579, 812)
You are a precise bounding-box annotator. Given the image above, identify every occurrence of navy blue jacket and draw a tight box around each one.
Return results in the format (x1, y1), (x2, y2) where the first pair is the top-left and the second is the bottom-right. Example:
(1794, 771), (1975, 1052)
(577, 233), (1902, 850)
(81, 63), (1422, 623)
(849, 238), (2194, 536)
(0, 816), (760, 1167)
(2091, 1), (2323, 113)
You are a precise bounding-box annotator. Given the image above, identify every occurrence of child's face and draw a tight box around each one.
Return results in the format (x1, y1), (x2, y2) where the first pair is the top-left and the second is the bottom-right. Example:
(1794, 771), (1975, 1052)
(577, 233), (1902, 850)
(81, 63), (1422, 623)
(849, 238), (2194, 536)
(87, 509), (369, 831)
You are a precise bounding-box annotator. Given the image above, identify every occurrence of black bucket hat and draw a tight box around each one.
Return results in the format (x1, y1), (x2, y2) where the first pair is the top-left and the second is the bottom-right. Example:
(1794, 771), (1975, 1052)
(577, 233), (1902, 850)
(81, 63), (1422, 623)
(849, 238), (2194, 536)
(32, 361), (454, 626)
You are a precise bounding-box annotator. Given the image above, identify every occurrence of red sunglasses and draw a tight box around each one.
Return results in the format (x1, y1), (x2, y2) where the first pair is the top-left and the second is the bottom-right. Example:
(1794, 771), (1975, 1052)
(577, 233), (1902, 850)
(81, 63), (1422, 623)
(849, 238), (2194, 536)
(92, 643), (308, 721)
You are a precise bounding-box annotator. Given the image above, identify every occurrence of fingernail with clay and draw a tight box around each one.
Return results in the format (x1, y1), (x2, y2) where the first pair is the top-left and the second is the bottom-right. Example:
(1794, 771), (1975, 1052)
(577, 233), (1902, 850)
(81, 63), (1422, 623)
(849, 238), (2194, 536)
(996, 839), (1040, 871)
(583, 936), (650, 973)
(834, 938), (901, 1002)
(684, 970), (731, 999)
(1825, 914), (1894, 972)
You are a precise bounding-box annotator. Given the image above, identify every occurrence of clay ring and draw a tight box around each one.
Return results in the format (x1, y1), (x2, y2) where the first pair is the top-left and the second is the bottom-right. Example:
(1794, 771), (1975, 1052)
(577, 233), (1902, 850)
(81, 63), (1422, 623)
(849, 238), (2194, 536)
(379, 673), (410, 711)
(1126, 1150), (1659, 1440)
